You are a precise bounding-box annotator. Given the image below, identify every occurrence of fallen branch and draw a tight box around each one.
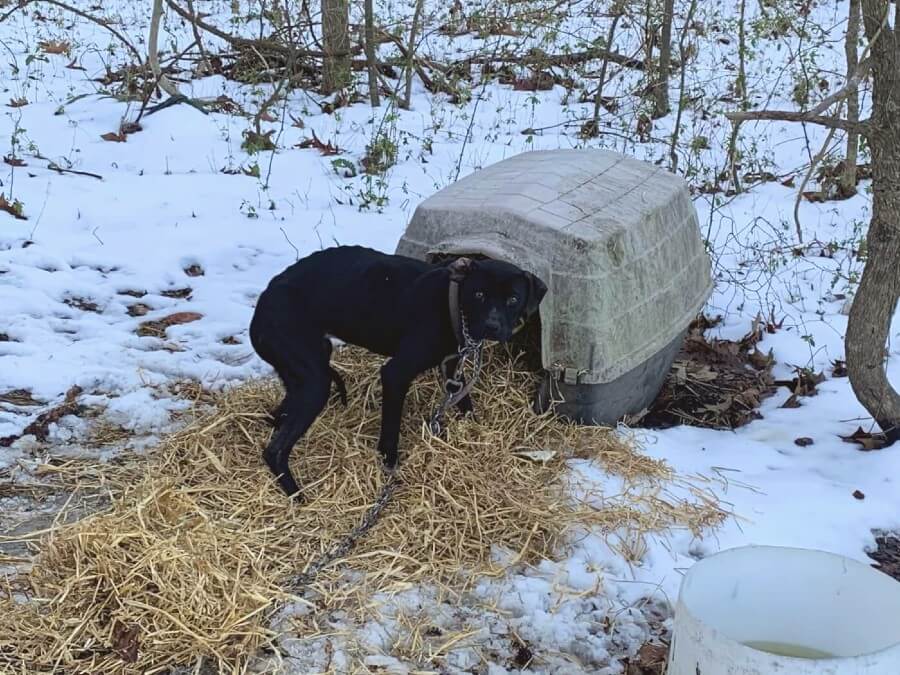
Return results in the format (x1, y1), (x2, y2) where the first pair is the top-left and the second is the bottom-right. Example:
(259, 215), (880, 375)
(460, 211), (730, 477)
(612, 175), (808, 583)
(465, 46), (650, 71)
(164, 0), (359, 60)
(45, 160), (103, 180)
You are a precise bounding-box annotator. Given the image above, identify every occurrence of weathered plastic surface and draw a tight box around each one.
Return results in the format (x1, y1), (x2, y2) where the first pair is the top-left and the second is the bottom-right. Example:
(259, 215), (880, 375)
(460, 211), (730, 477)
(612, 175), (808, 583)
(668, 546), (900, 674)
(396, 149), (713, 387)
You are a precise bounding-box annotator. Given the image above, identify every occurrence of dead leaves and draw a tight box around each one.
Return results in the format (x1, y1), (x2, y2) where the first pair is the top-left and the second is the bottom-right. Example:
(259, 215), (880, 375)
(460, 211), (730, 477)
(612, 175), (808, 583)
(840, 427), (889, 452)
(623, 642), (668, 675)
(38, 40), (72, 56)
(0, 193), (26, 220)
(100, 122), (142, 143)
(7, 97), (28, 108)
(137, 312), (203, 338)
(831, 359), (848, 377)
(775, 366), (825, 408)
(512, 71), (555, 91)
(296, 130), (340, 156)
(3, 155), (26, 167)
(627, 313), (776, 430)
(111, 620), (140, 663)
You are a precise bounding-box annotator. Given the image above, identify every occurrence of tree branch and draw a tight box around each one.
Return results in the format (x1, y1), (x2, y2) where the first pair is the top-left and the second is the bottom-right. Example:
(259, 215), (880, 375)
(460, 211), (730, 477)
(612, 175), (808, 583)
(723, 109), (869, 134)
(724, 11), (891, 136)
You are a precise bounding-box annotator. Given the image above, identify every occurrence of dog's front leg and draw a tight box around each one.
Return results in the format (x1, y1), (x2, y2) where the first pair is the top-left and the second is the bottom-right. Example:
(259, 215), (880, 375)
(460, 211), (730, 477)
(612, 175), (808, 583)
(378, 342), (444, 467)
(377, 360), (415, 468)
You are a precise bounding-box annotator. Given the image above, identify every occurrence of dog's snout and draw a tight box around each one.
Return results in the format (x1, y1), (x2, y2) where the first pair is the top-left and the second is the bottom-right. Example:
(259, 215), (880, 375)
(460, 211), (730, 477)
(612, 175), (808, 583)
(485, 312), (502, 333)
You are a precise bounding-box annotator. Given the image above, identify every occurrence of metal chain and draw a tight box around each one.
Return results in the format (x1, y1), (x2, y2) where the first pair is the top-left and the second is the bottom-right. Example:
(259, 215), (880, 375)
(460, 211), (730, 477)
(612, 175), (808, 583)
(430, 311), (484, 436)
(286, 469), (397, 590)
(285, 316), (483, 592)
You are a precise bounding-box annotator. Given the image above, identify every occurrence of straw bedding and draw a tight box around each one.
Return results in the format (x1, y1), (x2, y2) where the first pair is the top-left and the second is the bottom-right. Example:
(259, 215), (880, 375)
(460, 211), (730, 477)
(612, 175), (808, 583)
(0, 346), (725, 674)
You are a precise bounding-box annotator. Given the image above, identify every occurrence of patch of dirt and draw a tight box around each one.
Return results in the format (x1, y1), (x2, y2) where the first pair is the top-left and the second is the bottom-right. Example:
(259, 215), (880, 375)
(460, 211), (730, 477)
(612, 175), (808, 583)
(0, 385), (84, 447)
(0, 389), (42, 407)
(127, 302), (152, 317)
(160, 287), (193, 299)
(63, 296), (101, 313)
(137, 312), (203, 338)
(628, 315), (777, 430)
(868, 532), (900, 582)
(622, 642), (668, 675)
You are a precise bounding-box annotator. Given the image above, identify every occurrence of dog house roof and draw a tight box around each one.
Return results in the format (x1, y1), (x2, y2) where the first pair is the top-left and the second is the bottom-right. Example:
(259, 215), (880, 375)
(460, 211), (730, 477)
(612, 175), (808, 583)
(396, 149), (713, 385)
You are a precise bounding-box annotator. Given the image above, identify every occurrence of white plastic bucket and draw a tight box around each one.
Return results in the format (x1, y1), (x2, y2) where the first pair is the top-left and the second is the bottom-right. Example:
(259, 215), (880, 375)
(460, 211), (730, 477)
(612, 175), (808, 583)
(667, 545), (900, 674)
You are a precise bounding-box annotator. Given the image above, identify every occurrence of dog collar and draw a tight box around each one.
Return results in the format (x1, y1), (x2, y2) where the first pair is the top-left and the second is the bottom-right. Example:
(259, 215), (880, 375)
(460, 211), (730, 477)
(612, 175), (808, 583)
(446, 258), (472, 347)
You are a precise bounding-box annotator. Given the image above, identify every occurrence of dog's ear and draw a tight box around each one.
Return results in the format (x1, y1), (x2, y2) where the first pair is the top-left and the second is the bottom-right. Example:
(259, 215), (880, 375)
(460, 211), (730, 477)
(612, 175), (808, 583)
(523, 271), (548, 316)
(447, 256), (475, 282)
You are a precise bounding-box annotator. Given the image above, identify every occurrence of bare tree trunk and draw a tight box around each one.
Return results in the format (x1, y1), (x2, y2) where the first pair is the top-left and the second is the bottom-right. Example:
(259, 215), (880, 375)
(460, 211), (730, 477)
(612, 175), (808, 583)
(363, 0), (380, 106)
(668, 0), (698, 172)
(591, 6), (623, 127)
(651, 0), (674, 118)
(642, 0), (655, 86)
(839, 0), (861, 198)
(846, 0), (900, 442)
(402, 0), (425, 109)
(726, 0), (748, 193)
(321, 0), (350, 94)
(150, 0), (181, 97)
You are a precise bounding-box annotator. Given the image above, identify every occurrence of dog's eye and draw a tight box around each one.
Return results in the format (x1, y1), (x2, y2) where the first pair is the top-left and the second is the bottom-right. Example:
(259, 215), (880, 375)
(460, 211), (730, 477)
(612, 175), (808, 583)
(475, 291), (485, 301)
(507, 295), (518, 306)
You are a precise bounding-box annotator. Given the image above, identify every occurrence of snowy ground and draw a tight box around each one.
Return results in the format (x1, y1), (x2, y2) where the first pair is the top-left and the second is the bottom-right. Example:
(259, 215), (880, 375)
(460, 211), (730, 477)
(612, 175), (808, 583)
(2, 0), (899, 672)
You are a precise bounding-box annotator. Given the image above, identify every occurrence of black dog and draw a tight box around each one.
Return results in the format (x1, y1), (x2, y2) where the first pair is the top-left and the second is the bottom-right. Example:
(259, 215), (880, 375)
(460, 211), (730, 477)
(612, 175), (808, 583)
(249, 245), (547, 498)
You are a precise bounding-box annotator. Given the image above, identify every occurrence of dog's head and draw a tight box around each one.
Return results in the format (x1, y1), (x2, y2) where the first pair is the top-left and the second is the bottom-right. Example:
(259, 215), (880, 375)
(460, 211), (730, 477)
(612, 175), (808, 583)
(449, 257), (548, 343)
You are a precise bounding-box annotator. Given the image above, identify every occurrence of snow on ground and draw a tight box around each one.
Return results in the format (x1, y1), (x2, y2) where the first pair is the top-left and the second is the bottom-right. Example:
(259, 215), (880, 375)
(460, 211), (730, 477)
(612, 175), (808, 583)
(2, 0), (899, 672)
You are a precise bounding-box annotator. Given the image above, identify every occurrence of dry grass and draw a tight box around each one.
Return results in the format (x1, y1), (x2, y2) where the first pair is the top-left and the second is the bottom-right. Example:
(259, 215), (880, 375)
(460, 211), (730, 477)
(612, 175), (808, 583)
(0, 346), (725, 674)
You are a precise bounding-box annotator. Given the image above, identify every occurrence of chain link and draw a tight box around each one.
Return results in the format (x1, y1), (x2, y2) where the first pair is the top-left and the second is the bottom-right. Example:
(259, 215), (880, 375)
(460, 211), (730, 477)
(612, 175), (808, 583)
(286, 469), (397, 591)
(430, 312), (484, 435)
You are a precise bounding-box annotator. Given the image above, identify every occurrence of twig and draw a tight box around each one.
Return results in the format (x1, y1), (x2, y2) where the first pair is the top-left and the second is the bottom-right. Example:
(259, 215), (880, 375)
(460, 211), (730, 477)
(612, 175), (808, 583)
(280, 227), (299, 260)
(185, 0), (212, 74)
(793, 123), (840, 244)
(46, 162), (103, 180)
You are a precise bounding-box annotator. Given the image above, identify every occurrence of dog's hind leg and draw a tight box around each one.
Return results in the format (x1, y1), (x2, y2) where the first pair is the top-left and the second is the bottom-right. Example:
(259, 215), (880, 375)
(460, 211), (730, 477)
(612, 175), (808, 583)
(263, 365), (330, 498)
(269, 343), (345, 428)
